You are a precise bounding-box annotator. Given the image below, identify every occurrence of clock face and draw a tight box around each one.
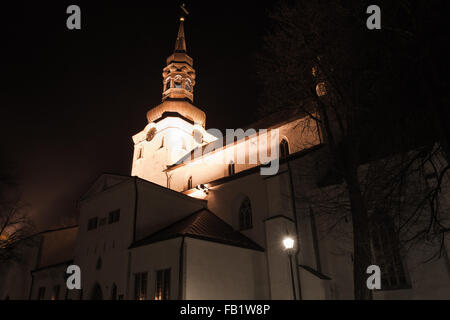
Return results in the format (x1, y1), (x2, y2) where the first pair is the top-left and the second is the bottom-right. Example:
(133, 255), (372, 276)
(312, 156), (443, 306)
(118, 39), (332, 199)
(192, 128), (203, 143)
(146, 127), (157, 141)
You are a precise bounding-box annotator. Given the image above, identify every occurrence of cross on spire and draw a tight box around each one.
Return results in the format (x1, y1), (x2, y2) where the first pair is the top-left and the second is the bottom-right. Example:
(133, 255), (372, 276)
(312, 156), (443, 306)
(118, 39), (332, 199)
(175, 3), (189, 53)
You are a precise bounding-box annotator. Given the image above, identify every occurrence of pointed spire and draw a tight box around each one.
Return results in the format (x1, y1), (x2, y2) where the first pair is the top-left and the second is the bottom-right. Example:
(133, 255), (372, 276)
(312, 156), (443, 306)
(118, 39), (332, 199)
(174, 17), (187, 53)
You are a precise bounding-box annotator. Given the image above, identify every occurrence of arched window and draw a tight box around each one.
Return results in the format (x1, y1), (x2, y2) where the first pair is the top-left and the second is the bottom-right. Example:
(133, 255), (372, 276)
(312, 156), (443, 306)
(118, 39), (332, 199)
(185, 79), (191, 91)
(280, 139), (289, 159)
(174, 80), (182, 88)
(187, 176), (193, 189)
(111, 284), (117, 300)
(165, 79), (171, 90)
(228, 161), (235, 176)
(239, 197), (253, 230)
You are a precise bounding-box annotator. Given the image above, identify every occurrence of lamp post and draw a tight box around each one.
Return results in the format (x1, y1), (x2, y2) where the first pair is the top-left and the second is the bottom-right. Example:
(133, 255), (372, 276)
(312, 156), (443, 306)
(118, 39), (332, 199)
(283, 236), (297, 300)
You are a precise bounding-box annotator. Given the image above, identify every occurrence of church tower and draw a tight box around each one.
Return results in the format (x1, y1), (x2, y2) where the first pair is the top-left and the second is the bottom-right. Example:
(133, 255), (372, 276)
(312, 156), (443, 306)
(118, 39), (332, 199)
(131, 14), (216, 188)
(162, 16), (195, 103)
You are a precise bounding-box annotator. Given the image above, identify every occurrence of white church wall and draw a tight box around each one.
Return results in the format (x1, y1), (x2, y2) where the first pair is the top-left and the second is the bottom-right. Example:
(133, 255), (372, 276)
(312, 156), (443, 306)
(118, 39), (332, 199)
(184, 237), (269, 300)
(76, 178), (136, 300)
(205, 173), (270, 247)
(30, 264), (68, 300)
(134, 179), (205, 241)
(130, 238), (182, 300)
(164, 115), (321, 195)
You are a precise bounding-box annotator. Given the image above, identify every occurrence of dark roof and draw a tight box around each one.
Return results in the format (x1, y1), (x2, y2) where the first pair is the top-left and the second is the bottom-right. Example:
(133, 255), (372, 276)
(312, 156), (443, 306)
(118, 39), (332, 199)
(244, 107), (308, 130)
(130, 209), (264, 252)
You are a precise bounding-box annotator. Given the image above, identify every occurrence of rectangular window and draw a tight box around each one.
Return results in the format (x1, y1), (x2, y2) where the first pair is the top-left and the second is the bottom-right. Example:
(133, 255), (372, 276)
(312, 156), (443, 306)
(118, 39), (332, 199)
(155, 268), (170, 300)
(87, 217), (98, 231)
(108, 210), (120, 224)
(52, 285), (60, 300)
(99, 217), (107, 226)
(371, 213), (409, 290)
(134, 272), (148, 300)
(37, 287), (46, 300)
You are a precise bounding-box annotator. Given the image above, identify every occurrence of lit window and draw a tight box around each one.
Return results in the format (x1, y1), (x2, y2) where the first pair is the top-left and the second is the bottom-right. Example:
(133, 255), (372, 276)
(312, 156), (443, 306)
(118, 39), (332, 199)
(228, 161), (235, 176)
(108, 209), (120, 224)
(51, 285), (60, 300)
(371, 212), (409, 290)
(280, 139), (289, 159)
(134, 272), (148, 300)
(239, 197), (253, 231)
(87, 217), (98, 231)
(155, 269), (170, 300)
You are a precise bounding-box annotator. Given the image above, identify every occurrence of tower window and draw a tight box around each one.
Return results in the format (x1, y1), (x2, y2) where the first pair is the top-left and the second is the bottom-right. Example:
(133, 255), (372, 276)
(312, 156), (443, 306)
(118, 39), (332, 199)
(239, 197), (253, 231)
(165, 79), (171, 90)
(185, 79), (191, 91)
(228, 161), (235, 176)
(187, 176), (193, 189)
(174, 81), (182, 88)
(280, 139), (289, 159)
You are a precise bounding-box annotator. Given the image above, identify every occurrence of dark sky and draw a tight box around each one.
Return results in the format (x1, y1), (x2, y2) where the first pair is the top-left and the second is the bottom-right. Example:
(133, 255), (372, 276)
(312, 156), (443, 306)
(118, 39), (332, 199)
(1, 1), (273, 229)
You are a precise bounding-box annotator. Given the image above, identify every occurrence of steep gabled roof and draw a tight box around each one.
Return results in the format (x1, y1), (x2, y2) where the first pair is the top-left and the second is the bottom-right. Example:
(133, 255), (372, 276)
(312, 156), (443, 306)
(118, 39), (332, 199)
(130, 208), (264, 252)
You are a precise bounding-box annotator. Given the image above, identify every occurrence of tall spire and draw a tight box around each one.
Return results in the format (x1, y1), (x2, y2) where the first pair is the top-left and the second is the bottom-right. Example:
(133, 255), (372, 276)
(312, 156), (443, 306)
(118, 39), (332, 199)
(174, 18), (187, 53)
(161, 5), (196, 103)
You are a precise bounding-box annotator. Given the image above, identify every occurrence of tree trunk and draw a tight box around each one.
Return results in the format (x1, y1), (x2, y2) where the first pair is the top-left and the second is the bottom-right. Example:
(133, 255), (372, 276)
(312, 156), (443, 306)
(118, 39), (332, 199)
(345, 166), (373, 300)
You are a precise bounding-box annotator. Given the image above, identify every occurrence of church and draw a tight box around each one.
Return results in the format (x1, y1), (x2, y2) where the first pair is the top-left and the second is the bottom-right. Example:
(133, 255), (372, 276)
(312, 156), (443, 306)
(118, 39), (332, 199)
(1, 16), (450, 300)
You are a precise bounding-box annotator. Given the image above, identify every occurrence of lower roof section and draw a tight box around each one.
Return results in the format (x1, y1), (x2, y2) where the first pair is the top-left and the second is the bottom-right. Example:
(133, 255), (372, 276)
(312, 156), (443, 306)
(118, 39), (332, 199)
(129, 208), (264, 252)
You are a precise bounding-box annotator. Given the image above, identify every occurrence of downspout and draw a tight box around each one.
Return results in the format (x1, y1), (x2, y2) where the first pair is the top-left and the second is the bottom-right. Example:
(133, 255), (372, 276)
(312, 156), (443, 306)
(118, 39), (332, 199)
(126, 176), (138, 299)
(287, 159), (303, 300)
(133, 176), (138, 242)
(28, 272), (34, 300)
(178, 236), (185, 300)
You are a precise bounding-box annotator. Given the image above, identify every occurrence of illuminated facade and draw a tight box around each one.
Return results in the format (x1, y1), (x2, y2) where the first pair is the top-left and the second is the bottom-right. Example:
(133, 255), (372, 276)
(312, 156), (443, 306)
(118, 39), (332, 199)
(1, 17), (450, 301)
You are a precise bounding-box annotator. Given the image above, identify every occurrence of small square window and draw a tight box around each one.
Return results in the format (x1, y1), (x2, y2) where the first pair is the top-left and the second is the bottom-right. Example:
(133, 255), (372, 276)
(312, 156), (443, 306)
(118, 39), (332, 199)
(87, 217), (98, 231)
(108, 210), (120, 224)
(99, 217), (107, 226)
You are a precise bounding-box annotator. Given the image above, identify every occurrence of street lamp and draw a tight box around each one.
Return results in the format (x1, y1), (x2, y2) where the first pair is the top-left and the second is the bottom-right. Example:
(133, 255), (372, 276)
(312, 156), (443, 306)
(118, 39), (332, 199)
(283, 236), (297, 300)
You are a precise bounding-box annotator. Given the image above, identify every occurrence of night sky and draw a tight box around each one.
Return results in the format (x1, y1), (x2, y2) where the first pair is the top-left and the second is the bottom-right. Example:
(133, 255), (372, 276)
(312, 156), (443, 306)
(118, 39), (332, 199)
(1, 1), (271, 229)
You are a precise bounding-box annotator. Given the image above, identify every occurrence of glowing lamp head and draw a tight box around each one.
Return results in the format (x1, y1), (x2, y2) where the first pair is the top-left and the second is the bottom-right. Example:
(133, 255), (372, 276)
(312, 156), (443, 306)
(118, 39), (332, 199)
(283, 237), (295, 250)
